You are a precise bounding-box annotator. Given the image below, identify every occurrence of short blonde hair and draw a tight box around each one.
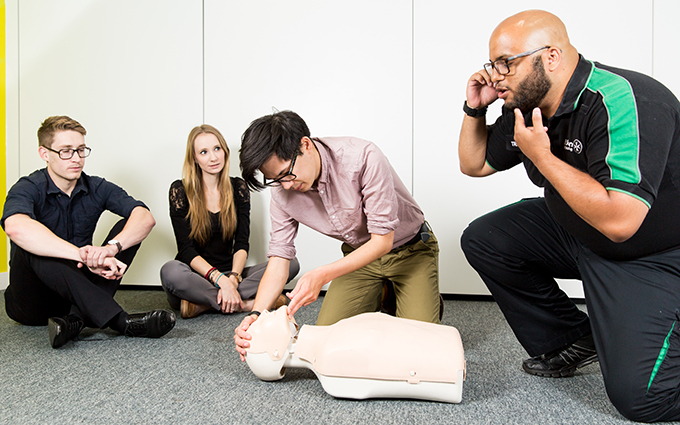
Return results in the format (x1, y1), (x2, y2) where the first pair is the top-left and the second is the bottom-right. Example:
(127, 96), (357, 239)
(37, 116), (87, 148)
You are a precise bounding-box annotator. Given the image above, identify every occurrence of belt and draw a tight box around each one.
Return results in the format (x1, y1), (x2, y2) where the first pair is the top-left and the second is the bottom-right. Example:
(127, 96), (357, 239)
(402, 222), (432, 248)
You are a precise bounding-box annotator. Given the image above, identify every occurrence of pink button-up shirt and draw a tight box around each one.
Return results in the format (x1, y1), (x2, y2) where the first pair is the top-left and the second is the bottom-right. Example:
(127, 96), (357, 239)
(267, 137), (424, 260)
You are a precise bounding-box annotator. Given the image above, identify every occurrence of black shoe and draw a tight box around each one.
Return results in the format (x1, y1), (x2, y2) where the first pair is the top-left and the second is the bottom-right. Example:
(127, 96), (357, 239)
(124, 310), (176, 338)
(522, 333), (598, 378)
(48, 315), (84, 349)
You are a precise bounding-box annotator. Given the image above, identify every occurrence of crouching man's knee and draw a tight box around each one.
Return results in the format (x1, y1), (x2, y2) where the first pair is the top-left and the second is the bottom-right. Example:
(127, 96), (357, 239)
(606, 375), (680, 423)
(460, 216), (496, 269)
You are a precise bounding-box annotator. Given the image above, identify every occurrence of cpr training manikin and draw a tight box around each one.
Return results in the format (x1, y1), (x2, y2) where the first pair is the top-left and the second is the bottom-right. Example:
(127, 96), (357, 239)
(245, 306), (465, 403)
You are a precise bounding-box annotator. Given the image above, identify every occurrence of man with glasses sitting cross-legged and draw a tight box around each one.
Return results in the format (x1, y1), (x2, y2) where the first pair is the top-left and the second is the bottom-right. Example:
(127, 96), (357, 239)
(2, 115), (175, 348)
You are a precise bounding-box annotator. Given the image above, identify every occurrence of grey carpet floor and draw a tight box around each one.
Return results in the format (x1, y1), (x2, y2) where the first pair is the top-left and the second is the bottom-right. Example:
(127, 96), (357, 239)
(0, 289), (671, 425)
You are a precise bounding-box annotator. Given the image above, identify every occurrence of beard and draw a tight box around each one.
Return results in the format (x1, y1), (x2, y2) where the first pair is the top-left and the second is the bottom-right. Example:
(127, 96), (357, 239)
(505, 56), (552, 113)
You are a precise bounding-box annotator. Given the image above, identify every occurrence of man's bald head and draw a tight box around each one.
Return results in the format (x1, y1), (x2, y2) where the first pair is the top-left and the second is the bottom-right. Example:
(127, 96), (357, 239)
(488, 10), (579, 116)
(491, 10), (573, 56)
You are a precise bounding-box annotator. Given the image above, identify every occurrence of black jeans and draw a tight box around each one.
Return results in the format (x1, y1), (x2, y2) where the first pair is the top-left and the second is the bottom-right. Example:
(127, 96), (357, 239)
(4, 219), (140, 328)
(461, 198), (680, 422)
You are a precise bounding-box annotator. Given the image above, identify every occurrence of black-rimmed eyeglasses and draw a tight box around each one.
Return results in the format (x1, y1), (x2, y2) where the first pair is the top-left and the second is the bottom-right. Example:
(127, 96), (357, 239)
(484, 46), (550, 76)
(263, 154), (298, 187)
(45, 146), (92, 160)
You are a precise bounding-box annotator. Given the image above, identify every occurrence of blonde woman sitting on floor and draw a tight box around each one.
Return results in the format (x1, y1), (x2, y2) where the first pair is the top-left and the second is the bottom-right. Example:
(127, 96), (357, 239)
(161, 124), (299, 318)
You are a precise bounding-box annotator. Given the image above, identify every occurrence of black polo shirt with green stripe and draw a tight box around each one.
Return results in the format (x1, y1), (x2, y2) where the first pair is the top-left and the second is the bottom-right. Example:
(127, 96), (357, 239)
(485, 55), (680, 260)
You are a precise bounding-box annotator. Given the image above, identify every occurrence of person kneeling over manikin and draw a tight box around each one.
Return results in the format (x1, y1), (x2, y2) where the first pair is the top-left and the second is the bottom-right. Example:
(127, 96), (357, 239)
(245, 306), (466, 403)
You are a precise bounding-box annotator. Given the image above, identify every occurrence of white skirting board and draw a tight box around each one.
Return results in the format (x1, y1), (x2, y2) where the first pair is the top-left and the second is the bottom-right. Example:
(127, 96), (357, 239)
(0, 273), (585, 298)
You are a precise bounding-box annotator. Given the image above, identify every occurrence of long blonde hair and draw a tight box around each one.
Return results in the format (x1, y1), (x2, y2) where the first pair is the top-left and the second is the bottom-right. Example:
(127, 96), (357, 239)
(182, 125), (237, 245)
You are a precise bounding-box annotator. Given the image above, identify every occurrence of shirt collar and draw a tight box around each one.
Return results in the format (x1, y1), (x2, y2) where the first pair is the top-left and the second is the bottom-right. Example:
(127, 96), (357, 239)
(312, 138), (331, 189)
(44, 168), (89, 196)
(553, 54), (594, 118)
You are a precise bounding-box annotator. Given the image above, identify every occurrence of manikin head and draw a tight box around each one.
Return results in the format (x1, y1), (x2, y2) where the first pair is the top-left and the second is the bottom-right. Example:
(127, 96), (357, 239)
(245, 307), (298, 381)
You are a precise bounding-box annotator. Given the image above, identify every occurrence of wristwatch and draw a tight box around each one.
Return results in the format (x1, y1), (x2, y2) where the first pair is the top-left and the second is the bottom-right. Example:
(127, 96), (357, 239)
(227, 271), (242, 283)
(463, 100), (488, 117)
(107, 239), (122, 254)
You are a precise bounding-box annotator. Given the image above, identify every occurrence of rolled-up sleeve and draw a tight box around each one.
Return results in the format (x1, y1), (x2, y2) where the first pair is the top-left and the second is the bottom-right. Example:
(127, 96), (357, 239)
(360, 145), (399, 235)
(266, 194), (299, 260)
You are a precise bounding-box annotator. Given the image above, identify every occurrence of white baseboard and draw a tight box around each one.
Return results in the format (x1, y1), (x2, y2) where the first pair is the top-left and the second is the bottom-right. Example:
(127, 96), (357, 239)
(0, 273), (585, 299)
(0, 276), (161, 291)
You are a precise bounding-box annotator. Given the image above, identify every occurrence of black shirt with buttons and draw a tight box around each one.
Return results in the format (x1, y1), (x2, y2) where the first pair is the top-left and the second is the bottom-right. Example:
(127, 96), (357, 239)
(1, 168), (147, 249)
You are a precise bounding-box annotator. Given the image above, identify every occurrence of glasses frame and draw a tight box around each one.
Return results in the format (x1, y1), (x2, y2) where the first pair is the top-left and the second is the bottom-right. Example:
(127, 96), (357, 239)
(484, 45), (551, 76)
(263, 153), (298, 187)
(44, 146), (92, 160)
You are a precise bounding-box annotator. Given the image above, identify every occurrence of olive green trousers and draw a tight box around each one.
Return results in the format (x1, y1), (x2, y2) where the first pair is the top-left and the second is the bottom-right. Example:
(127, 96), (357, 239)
(316, 230), (440, 326)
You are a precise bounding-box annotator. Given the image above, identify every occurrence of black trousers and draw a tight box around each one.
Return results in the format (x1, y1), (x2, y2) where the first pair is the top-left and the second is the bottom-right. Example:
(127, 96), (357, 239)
(4, 219), (140, 329)
(461, 198), (680, 422)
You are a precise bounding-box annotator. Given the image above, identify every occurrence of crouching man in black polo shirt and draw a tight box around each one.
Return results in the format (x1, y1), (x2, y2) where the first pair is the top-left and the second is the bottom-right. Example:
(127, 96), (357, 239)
(2, 116), (175, 348)
(459, 9), (680, 422)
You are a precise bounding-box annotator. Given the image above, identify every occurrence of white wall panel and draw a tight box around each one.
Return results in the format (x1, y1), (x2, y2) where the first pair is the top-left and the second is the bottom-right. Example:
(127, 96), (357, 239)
(414, 0), (653, 295)
(15, 0), (203, 286)
(653, 0), (680, 99)
(204, 0), (413, 286)
(8, 1), (666, 298)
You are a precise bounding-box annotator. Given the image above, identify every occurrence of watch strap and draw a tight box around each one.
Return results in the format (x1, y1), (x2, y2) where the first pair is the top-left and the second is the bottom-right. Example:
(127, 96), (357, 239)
(107, 239), (122, 254)
(227, 271), (242, 283)
(463, 101), (488, 117)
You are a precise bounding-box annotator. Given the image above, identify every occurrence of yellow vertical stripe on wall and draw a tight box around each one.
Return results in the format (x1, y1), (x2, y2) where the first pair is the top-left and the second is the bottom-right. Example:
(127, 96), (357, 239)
(0, 1), (6, 272)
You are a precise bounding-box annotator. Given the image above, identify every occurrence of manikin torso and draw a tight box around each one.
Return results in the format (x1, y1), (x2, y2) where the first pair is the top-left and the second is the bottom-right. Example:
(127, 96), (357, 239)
(245, 307), (465, 403)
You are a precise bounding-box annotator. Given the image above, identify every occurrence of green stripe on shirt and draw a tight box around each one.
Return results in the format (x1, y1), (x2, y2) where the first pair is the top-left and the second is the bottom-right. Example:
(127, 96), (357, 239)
(586, 65), (641, 184)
